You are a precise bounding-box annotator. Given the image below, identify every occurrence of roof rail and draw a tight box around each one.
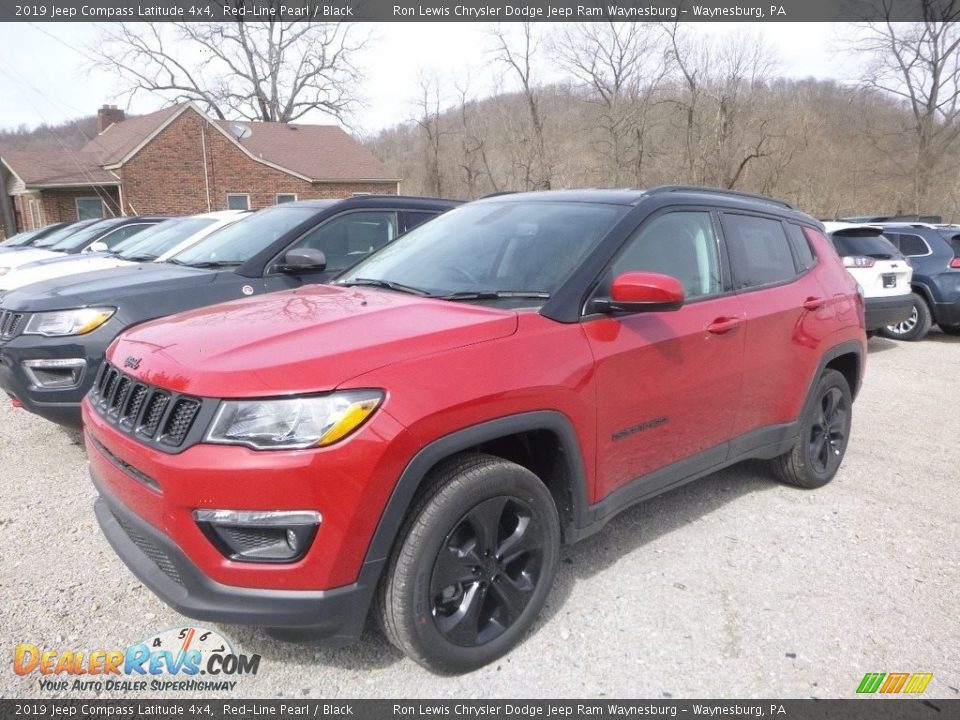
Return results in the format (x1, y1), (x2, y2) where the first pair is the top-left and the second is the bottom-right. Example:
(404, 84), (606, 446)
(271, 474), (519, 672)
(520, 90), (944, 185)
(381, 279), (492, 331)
(645, 185), (796, 210)
(841, 214), (943, 224)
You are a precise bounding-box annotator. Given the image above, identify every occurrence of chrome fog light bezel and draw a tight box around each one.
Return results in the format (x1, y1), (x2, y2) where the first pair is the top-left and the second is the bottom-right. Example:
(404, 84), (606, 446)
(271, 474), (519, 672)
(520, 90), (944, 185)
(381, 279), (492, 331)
(22, 358), (87, 390)
(193, 509), (321, 564)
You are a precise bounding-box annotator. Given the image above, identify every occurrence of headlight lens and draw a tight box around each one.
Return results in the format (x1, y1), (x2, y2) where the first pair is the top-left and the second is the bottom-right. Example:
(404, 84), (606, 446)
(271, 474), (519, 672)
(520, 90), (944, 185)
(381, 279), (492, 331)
(205, 390), (384, 450)
(24, 307), (115, 337)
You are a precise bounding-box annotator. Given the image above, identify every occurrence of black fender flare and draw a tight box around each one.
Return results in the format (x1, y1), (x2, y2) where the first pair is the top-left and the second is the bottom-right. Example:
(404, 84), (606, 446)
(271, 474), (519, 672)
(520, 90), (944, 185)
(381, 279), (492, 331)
(362, 410), (590, 568)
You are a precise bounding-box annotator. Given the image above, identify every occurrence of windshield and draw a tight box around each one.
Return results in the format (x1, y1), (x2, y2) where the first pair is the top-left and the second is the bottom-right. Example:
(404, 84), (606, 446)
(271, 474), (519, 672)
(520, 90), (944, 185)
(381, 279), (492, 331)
(113, 218), (216, 261)
(1, 227), (44, 246)
(169, 205), (321, 267)
(31, 219), (100, 248)
(831, 231), (902, 259)
(49, 219), (125, 252)
(337, 201), (626, 301)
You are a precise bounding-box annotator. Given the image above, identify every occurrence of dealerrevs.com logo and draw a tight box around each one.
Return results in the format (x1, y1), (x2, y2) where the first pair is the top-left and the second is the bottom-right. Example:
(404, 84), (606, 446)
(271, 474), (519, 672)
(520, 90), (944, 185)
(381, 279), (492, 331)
(14, 626), (261, 693)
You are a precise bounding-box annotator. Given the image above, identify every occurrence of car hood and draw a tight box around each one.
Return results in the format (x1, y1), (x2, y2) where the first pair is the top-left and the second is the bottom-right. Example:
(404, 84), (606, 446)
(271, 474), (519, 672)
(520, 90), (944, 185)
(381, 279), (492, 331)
(0, 248), (61, 271)
(0, 262), (216, 311)
(0, 256), (136, 292)
(110, 285), (519, 397)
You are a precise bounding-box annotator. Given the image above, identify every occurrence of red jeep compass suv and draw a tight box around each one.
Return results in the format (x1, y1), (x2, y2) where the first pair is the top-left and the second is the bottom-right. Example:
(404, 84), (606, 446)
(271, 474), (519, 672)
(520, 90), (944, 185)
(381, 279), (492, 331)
(84, 187), (866, 673)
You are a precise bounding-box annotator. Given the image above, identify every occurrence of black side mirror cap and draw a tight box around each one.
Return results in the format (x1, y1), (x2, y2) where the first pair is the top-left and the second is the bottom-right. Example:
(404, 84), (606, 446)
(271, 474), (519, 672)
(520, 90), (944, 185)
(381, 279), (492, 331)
(276, 248), (327, 273)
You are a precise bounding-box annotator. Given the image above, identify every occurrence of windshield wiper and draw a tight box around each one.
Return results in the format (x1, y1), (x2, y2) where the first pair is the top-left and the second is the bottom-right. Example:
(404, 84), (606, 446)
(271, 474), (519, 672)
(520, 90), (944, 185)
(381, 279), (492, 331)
(437, 290), (550, 301)
(182, 260), (244, 269)
(338, 278), (433, 296)
(122, 254), (158, 262)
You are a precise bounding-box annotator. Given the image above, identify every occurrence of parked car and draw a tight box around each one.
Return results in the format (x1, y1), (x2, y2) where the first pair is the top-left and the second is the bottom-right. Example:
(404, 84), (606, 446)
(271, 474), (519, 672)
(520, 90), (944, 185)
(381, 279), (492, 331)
(0, 220), (97, 256)
(0, 211), (248, 292)
(83, 187), (865, 673)
(0, 196), (459, 427)
(868, 222), (960, 340)
(822, 222), (913, 334)
(0, 216), (166, 277)
(0, 222), (74, 249)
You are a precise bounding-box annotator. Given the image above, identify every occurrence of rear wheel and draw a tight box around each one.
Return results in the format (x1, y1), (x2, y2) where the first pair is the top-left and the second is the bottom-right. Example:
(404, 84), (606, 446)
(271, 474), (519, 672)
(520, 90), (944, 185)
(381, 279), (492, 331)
(939, 323), (960, 336)
(881, 292), (931, 341)
(377, 454), (560, 674)
(768, 369), (852, 489)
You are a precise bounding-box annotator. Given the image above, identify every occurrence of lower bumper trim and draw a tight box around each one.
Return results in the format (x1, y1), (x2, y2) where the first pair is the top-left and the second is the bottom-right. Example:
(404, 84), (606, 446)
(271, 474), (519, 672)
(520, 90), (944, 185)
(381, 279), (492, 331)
(864, 295), (914, 330)
(92, 470), (381, 646)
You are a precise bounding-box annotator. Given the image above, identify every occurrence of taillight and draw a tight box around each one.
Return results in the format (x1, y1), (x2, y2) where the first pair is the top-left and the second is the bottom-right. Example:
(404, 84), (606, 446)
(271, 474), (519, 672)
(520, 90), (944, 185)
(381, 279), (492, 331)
(950, 257), (960, 268)
(843, 256), (876, 268)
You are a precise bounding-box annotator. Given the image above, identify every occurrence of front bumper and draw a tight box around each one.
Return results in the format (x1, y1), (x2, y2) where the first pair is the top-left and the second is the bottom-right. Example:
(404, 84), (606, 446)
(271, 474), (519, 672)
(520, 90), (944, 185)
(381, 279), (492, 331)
(864, 294), (914, 330)
(92, 487), (380, 644)
(0, 332), (110, 427)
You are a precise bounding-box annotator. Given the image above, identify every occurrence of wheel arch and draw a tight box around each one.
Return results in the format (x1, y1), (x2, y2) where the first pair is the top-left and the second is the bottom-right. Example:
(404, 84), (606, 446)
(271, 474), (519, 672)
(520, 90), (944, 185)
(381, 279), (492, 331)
(362, 411), (590, 569)
(817, 340), (865, 402)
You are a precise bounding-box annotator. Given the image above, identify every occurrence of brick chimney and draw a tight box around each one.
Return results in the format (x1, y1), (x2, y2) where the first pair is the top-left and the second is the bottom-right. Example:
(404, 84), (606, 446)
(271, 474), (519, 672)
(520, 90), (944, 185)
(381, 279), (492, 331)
(97, 105), (125, 133)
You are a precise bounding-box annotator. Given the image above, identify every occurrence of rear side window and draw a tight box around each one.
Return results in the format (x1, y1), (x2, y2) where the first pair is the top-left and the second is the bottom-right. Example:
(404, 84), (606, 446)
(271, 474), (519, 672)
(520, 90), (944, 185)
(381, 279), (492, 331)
(829, 232), (900, 259)
(785, 223), (817, 270)
(722, 213), (798, 289)
(888, 232), (930, 256)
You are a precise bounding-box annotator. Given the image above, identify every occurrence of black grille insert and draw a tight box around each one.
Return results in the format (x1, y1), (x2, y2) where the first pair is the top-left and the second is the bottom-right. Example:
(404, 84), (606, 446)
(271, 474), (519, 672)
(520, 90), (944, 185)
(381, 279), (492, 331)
(0, 309), (25, 339)
(90, 363), (203, 449)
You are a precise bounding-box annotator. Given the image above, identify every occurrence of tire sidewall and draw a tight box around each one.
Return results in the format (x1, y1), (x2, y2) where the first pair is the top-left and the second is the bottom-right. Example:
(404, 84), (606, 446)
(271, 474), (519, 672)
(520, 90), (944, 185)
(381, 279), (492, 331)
(400, 461), (560, 673)
(799, 371), (853, 485)
(882, 293), (931, 341)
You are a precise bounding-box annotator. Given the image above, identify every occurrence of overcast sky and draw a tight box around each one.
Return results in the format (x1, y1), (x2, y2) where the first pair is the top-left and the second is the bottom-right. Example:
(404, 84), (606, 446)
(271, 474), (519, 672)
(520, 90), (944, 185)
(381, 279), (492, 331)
(0, 22), (854, 137)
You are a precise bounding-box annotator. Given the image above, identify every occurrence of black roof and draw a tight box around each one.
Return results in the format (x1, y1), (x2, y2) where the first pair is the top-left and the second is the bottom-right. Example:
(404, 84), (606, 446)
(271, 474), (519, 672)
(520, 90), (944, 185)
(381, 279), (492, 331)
(291, 195), (463, 211)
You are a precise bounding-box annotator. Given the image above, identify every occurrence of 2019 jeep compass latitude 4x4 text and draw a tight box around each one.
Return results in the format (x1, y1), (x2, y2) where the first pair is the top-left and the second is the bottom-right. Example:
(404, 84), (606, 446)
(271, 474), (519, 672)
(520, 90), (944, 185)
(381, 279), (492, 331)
(84, 188), (866, 673)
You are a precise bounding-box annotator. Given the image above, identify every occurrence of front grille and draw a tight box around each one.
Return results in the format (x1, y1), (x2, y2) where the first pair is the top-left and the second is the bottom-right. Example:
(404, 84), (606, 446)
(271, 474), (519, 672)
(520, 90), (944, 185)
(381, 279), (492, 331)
(114, 512), (183, 586)
(90, 362), (204, 450)
(0, 309), (25, 340)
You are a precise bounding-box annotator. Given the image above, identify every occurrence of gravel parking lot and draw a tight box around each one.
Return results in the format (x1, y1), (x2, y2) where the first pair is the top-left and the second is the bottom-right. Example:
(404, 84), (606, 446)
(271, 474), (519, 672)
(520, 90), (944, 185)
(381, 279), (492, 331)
(2, 332), (957, 700)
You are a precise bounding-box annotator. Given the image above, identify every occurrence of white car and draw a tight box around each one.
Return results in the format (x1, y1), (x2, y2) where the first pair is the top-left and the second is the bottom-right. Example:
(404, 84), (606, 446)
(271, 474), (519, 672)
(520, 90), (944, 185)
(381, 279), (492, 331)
(823, 222), (914, 334)
(0, 211), (248, 292)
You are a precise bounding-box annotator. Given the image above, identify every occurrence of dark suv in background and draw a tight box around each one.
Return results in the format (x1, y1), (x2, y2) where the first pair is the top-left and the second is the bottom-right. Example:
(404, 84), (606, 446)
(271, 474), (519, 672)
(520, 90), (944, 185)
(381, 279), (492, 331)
(872, 223), (960, 340)
(0, 196), (459, 427)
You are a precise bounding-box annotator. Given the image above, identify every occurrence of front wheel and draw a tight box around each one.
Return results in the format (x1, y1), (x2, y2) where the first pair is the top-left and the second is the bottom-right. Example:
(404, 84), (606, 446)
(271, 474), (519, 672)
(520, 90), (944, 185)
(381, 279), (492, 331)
(767, 369), (853, 489)
(881, 292), (932, 341)
(377, 454), (560, 674)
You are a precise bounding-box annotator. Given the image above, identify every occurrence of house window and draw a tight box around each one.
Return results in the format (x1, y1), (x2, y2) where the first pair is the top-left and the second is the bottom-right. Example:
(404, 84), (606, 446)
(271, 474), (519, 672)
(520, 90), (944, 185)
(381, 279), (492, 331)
(276, 193), (297, 205)
(29, 199), (43, 229)
(76, 197), (104, 220)
(227, 194), (251, 211)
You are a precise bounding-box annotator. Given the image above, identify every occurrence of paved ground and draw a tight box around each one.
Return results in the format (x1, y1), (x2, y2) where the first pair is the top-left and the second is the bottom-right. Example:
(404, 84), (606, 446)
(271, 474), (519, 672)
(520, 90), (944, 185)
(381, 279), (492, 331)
(1, 332), (957, 700)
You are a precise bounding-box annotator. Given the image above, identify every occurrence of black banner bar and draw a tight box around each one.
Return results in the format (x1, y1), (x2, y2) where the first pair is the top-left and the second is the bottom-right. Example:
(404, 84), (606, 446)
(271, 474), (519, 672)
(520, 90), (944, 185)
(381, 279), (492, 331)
(0, 0), (957, 23)
(1, 699), (955, 720)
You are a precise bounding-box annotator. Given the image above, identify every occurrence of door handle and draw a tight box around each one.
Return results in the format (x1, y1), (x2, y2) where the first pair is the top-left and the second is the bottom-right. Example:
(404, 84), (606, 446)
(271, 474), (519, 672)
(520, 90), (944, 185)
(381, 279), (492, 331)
(803, 297), (826, 311)
(706, 317), (741, 334)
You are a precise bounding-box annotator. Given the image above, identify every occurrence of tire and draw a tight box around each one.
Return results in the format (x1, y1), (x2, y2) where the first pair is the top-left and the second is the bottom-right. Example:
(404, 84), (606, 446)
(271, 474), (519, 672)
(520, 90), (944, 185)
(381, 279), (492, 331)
(377, 453), (560, 674)
(881, 292), (932, 341)
(767, 369), (853, 489)
(939, 323), (960, 336)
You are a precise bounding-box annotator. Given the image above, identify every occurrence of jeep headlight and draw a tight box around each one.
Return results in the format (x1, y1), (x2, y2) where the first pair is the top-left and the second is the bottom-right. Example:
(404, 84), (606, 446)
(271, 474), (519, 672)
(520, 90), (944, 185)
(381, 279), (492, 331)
(23, 307), (115, 337)
(205, 390), (384, 450)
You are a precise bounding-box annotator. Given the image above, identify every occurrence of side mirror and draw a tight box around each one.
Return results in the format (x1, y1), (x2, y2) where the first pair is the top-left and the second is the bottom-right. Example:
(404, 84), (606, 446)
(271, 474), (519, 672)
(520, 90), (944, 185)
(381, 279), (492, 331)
(87, 241), (109, 253)
(276, 248), (327, 274)
(594, 271), (685, 314)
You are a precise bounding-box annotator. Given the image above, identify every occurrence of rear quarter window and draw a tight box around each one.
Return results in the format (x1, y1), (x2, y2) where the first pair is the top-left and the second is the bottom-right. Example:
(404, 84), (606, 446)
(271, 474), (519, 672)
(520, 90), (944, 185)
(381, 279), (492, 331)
(722, 213), (799, 289)
(785, 223), (817, 271)
(889, 232), (930, 256)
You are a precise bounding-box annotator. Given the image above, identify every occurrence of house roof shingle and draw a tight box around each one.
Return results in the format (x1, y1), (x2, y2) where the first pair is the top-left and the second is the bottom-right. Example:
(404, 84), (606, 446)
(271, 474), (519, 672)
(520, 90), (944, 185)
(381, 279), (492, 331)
(213, 119), (398, 182)
(80, 104), (183, 166)
(0, 149), (118, 186)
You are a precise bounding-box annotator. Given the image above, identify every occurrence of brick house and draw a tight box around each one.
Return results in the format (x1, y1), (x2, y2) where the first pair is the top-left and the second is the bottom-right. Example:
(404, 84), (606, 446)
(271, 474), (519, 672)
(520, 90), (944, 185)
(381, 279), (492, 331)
(0, 103), (400, 236)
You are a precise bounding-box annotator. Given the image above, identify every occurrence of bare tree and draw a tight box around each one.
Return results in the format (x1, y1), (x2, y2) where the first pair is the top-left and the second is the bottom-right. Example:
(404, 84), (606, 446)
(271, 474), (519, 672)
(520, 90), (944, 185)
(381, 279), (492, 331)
(415, 74), (447, 197)
(551, 22), (670, 185)
(490, 23), (553, 190)
(848, 2), (960, 209)
(91, 15), (368, 123)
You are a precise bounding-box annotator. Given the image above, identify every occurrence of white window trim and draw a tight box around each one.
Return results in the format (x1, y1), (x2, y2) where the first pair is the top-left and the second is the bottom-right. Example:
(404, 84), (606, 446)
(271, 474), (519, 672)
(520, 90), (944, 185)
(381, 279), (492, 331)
(276, 193), (298, 204)
(227, 193), (251, 211)
(75, 197), (104, 220)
